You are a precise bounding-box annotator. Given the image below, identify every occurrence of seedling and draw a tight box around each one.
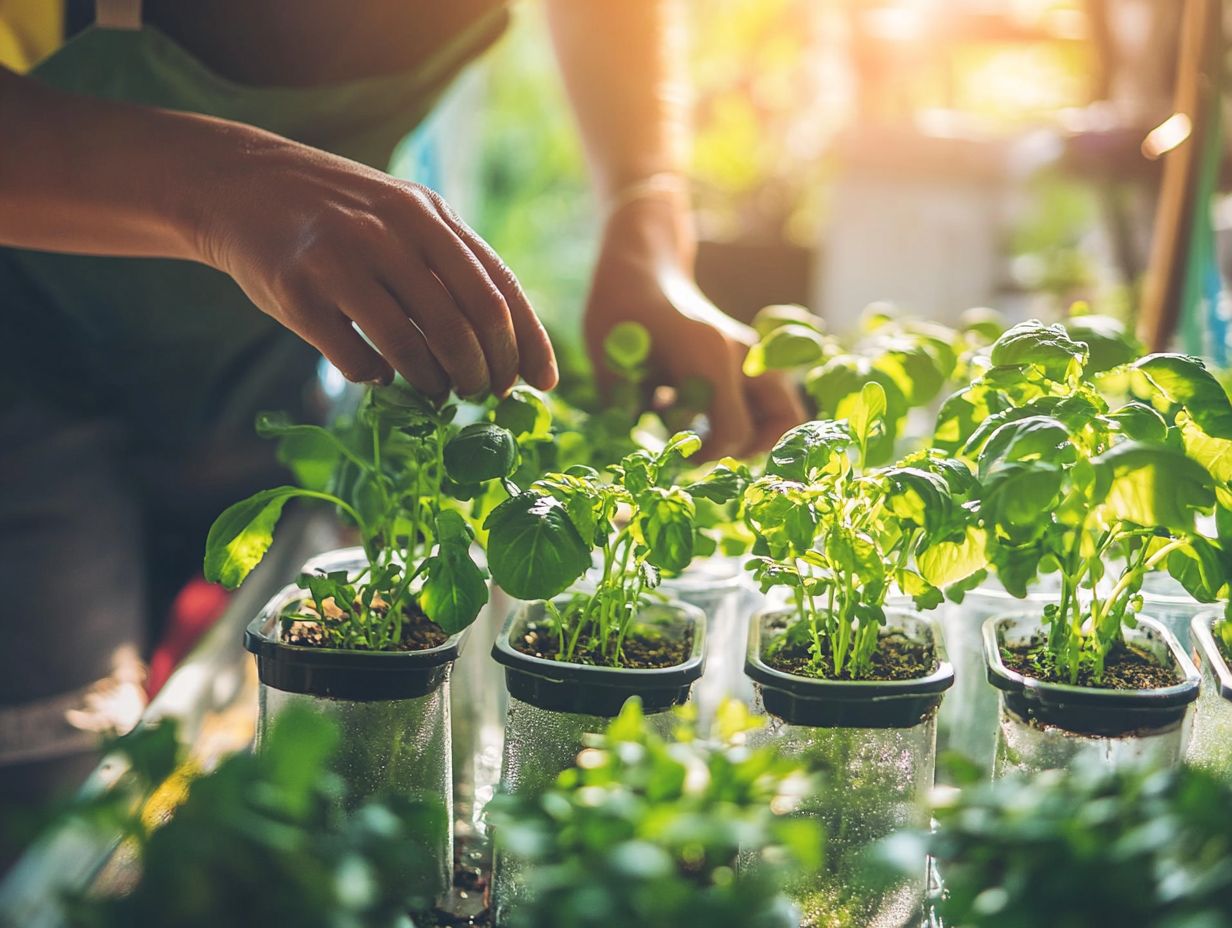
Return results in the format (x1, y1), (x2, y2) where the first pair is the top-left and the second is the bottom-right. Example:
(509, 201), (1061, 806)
(204, 382), (518, 648)
(484, 430), (747, 666)
(939, 320), (1229, 683)
(744, 383), (985, 679)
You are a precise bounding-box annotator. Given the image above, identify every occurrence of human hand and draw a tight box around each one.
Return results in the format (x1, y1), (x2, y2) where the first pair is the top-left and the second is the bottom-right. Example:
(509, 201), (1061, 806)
(194, 133), (557, 398)
(584, 196), (805, 458)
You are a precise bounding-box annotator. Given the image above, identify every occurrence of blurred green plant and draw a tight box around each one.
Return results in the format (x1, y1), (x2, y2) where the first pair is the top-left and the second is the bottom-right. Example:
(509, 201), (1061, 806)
(917, 762), (1232, 928)
(56, 708), (444, 928)
(486, 698), (820, 928)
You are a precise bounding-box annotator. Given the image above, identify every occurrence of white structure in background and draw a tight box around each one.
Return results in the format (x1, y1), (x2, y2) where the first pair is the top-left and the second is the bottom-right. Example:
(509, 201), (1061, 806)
(816, 122), (1060, 333)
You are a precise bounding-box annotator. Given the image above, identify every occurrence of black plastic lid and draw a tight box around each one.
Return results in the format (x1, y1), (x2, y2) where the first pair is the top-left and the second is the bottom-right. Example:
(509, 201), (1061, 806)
(1190, 612), (1232, 702)
(491, 599), (705, 716)
(983, 614), (1201, 737)
(744, 609), (954, 729)
(244, 584), (464, 701)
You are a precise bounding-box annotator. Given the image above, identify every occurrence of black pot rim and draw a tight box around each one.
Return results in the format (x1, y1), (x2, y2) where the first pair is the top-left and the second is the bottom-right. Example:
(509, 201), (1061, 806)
(491, 597), (705, 716)
(245, 581), (465, 701)
(1192, 611), (1232, 702)
(744, 608), (954, 729)
(983, 613), (1200, 736)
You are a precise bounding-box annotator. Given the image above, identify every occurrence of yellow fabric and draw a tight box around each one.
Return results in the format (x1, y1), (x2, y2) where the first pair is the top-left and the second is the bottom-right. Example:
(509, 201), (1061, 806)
(0, 0), (62, 73)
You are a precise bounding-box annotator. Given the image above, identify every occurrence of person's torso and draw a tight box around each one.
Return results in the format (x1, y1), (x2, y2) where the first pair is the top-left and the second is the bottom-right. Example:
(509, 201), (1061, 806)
(0, 0), (508, 441)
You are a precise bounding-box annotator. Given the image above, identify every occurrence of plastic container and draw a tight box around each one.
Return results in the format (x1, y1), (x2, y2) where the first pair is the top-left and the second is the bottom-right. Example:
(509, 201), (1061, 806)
(745, 608), (953, 928)
(935, 580), (1058, 775)
(245, 548), (462, 902)
(661, 555), (754, 731)
(1188, 612), (1232, 779)
(489, 597), (705, 926)
(984, 613), (1200, 776)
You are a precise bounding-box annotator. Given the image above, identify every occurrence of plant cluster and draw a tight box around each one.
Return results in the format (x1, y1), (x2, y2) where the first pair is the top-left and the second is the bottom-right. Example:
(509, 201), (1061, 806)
(58, 709), (446, 928)
(485, 698), (821, 928)
(938, 320), (1232, 682)
(743, 382), (985, 679)
(205, 382), (520, 648)
(484, 428), (748, 666)
(744, 303), (1003, 464)
(922, 762), (1232, 928)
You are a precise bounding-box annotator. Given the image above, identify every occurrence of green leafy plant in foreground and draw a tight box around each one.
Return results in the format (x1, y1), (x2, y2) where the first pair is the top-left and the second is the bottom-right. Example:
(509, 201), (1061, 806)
(204, 382), (519, 648)
(485, 698), (820, 928)
(484, 428), (747, 665)
(743, 382), (986, 679)
(918, 762), (1232, 928)
(938, 320), (1231, 683)
(58, 709), (444, 928)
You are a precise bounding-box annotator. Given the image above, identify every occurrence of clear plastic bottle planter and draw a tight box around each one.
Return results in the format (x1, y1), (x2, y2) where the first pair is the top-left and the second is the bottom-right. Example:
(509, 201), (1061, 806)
(244, 549), (463, 904)
(745, 609), (953, 928)
(488, 597), (705, 926)
(1188, 612), (1232, 779)
(662, 556), (753, 732)
(935, 580), (1059, 776)
(983, 614), (1200, 777)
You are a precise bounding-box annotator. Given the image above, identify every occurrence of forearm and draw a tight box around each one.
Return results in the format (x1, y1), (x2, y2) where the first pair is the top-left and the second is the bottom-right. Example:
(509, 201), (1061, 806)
(546, 0), (689, 201)
(0, 65), (247, 262)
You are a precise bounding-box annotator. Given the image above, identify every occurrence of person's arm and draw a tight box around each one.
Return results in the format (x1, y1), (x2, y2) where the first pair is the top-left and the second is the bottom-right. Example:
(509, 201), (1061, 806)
(546, 0), (804, 458)
(0, 66), (555, 398)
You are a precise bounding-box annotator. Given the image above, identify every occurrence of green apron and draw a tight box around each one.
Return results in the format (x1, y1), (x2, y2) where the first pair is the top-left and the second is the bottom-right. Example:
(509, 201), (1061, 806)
(0, 5), (507, 445)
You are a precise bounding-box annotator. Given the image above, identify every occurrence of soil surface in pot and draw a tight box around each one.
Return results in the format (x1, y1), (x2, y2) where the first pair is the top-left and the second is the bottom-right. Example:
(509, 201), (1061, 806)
(766, 631), (937, 682)
(513, 622), (691, 669)
(281, 596), (447, 651)
(1001, 639), (1180, 689)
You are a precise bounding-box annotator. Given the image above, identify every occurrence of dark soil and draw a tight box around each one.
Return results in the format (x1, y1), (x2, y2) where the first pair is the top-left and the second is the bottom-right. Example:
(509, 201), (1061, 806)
(513, 623), (690, 669)
(281, 597), (447, 651)
(1001, 639), (1180, 690)
(767, 631), (937, 682)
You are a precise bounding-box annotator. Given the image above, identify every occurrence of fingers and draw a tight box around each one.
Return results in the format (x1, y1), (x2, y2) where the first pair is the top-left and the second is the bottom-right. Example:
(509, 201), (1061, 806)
(415, 222), (521, 396)
(428, 193), (558, 390)
(743, 368), (807, 454)
(342, 284), (450, 397)
(698, 334), (755, 460)
(293, 306), (393, 386)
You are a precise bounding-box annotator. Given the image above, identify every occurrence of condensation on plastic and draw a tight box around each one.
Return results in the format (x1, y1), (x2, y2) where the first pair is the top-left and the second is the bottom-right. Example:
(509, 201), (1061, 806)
(257, 682), (453, 898)
(489, 696), (679, 926)
(747, 697), (935, 928)
(935, 583), (1056, 776)
(1186, 612), (1232, 780)
(991, 615), (1192, 777)
(257, 547), (454, 899)
(663, 556), (756, 733)
(450, 572), (514, 837)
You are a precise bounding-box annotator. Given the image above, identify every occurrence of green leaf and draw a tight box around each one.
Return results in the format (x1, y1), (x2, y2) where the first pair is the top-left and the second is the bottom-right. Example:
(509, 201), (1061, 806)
(659, 430), (703, 464)
(751, 303), (823, 338)
(419, 512), (489, 633)
(204, 487), (313, 589)
(1092, 442), (1214, 532)
(1166, 537), (1227, 603)
(846, 381), (887, 460)
(604, 321), (652, 375)
(1134, 353), (1232, 439)
(367, 380), (439, 430)
(254, 411), (346, 491)
(443, 422), (518, 483)
(744, 478), (819, 558)
(637, 487), (696, 574)
(766, 420), (854, 482)
(870, 338), (948, 406)
(494, 387), (552, 439)
(1065, 315), (1140, 373)
(1178, 414), (1232, 483)
(685, 458), (750, 504)
(981, 461), (1064, 543)
(977, 415), (1075, 476)
(918, 526), (987, 588)
(989, 320), (1088, 381)
(742, 324), (829, 376)
(484, 491), (592, 600)
(1107, 402), (1168, 444)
